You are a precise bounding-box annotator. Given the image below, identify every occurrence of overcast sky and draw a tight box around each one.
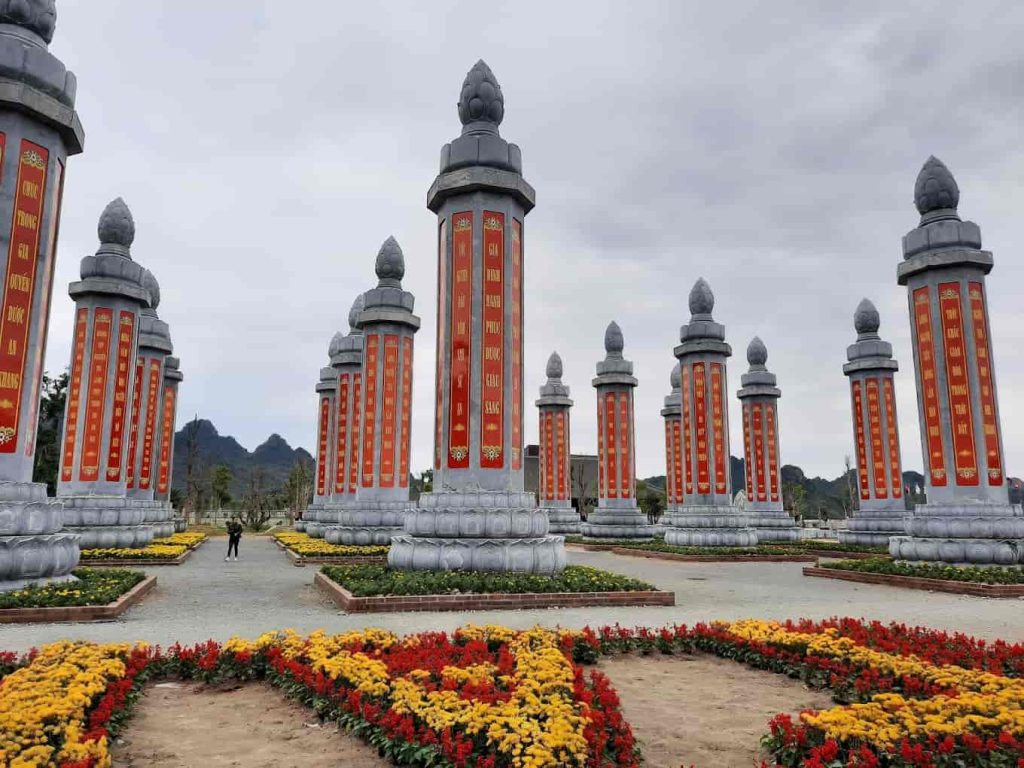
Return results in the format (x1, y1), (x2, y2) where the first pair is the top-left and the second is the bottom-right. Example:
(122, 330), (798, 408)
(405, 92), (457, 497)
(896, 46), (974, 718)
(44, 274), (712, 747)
(42, 1), (1023, 482)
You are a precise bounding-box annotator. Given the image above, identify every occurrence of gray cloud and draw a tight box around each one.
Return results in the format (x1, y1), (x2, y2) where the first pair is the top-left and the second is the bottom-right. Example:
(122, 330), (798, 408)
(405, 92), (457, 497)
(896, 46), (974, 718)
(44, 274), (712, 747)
(43, 0), (1024, 485)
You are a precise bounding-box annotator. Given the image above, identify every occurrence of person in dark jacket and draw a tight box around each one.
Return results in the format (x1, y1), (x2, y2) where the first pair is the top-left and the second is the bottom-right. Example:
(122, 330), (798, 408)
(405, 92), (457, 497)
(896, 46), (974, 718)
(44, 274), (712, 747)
(225, 517), (242, 561)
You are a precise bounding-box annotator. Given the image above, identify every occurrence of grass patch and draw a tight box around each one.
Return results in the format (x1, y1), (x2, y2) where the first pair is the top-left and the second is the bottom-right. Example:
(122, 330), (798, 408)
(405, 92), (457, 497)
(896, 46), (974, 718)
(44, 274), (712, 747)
(0, 568), (145, 609)
(821, 557), (1024, 584)
(321, 564), (656, 597)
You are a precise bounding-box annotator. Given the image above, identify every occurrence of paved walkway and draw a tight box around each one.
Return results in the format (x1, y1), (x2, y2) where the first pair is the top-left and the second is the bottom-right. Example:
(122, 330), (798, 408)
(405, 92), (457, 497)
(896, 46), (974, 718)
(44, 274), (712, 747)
(3, 536), (1022, 652)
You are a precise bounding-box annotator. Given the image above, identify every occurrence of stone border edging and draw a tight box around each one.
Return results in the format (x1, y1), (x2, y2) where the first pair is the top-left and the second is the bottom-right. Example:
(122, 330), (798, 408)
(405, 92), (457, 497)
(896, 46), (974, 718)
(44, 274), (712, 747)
(314, 571), (675, 614)
(0, 575), (158, 624)
(796, 549), (881, 560)
(803, 566), (1024, 597)
(274, 539), (388, 567)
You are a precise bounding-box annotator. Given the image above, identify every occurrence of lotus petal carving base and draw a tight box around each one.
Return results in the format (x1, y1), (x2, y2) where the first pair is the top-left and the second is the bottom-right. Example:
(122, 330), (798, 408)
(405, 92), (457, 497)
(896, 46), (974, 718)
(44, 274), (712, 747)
(66, 525), (155, 550)
(663, 505), (757, 547)
(581, 503), (654, 540)
(0, 481), (63, 535)
(0, 533), (81, 592)
(324, 526), (403, 546)
(543, 506), (581, 534)
(748, 510), (800, 542)
(388, 534), (566, 575)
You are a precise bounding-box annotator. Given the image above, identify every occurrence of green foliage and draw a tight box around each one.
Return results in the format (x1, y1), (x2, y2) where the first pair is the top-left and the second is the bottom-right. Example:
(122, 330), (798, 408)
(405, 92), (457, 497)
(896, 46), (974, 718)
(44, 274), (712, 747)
(321, 564), (657, 597)
(0, 568), (145, 609)
(31, 370), (68, 495)
(210, 464), (233, 509)
(822, 557), (1024, 584)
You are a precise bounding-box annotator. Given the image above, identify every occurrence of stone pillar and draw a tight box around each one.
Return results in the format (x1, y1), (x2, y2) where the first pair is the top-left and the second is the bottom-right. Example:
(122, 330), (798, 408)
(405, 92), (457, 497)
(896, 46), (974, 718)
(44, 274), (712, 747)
(737, 337), (798, 542)
(318, 295), (364, 538)
(327, 238), (419, 545)
(891, 157), (1023, 564)
(390, 60), (564, 574)
(304, 363), (336, 538)
(125, 270), (173, 538)
(661, 364), (684, 526)
(58, 200), (154, 549)
(837, 300), (906, 547)
(536, 352), (579, 534)
(155, 355), (182, 530)
(664, 279), (755, 547)
(581, 323), (654, 540)
(0, 5), (84, 590)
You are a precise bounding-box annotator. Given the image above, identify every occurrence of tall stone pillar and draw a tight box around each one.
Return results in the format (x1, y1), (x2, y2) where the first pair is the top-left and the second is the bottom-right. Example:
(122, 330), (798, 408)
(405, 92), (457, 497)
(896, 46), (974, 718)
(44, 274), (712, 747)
(155, 355), (182, 529)
(58, 200), (153, 549)
(737, 337), (798, 542)
(536, 352), (579, 534)
(126, 270), (174, 538)
(304, 362), (337, 538)
(662, 364), (684, 523)
(0, 4), (84, 590)
(838, 300), (906, 547)
(891, 157), (1023, 564)
(320, 295), (366, 540)
(664, 279), (755, 547)
(390, 60), (564, 574)
(328, 238), (418, 545)
(581, 323), (654, 540)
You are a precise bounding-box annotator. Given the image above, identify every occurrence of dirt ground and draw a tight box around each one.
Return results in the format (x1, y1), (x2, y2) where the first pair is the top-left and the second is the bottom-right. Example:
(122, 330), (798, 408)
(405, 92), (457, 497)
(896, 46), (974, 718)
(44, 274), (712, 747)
(111, 682), (391, 768)
(598, 653), (834, 768)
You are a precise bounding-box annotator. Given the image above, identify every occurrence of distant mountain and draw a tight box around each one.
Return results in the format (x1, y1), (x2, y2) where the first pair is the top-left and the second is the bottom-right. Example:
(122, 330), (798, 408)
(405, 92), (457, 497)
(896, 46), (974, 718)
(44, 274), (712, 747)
(171, 419), (312, 498)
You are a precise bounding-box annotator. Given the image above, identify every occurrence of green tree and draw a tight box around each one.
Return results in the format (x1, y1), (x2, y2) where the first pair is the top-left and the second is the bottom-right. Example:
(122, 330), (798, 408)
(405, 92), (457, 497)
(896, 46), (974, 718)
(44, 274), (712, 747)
(783, 482), (807, 524)
(636, 480), (666, 525)
(210, 464), (233, 511)
(32, 371), (68, 495)
(283, 460), (312, 520)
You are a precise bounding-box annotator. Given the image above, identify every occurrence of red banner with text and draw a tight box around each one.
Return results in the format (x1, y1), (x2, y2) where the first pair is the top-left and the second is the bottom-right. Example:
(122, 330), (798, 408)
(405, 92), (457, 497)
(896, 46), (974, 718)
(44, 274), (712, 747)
(866, 378), (887, 498)
(883, 377), (902, 498)
(434, 220), (447, 470)
(60, 308), (87, 482)
(938, 282), (978, 486)
(968, 282), (1003, 486)
(913, 287), (946, 486)
(362, 335), (379, 487)
(511, 219), (523, 470)
(852, 381), (869, 499)
(767, 403), (780, 502)
(80, 308), (113, 482)
(349, 374), (361, 493)
(711, 363), (727, 494)
(480, 211), (504, 468)
(379, 335), (399, 488)
(335, 373), (349, 494)
(104, 311), (135, 481)
(682, 365), (693, 495)
(139, 359), (161, 490)
(448, 213), (472, 468)
(400, 336), (412, 488)
(157, 386), (176, 494)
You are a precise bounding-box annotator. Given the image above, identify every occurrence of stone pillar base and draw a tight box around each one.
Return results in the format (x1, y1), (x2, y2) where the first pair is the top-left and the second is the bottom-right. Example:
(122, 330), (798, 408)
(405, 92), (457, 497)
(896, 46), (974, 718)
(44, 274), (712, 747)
(388, 490), (565, 575)
(59, 496), (154, 550)
(306, 521), (325, 538)
(581, 504), (655, 540)
(1, 480), (81, 591)
(889, 503), (1024, 564)
(321, 500), (412, 546)
(173, 517), (187, 533)
(748, 509), (800, 542)
(294, 520), (307, 532)
(837, 508), (906, 548)
(663, 505), (757, 547)
(543, 507), (581, 535)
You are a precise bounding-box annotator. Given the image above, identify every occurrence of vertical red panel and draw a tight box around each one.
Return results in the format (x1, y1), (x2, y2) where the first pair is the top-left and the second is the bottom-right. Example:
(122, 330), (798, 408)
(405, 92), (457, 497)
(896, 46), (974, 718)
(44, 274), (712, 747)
(544, 411), (554, 499)
(538, 411), (545, 500)
(620, 392), (632, 499)
(710, 363), (726, 495)
(913, 287), (946, 486)
(752, 402), (766, 502)
(25, 158), (65, 457)
(335, 374), (349, 493)
(866, 378), (887, 498)
(681, 365), (693, 495)
(969, 282), (1003, 486)
(852, 381), (869, 500)
(0, 141), (48, 453)
(511, 219), (523, 470)
(348, 373), (361, 493)
(693, 363), (709, 494)
(400, 336), (412, 488)
(557, 410), (568, 501)
(480, 212), (504, 467)
(938, 282), (978, 486)
(596, 397), (605, 499)
(742, 402), (754, 499)
(60, 308), (87, 481)
(80, 308), (112, 482)
(138, 359), (161, 490)
(883, 378), (902, 498)
(157, 386), (176, 494)
(672, 419), (683, 504)
(126, 358), (143, 488)
(379, 334), (399, 488)
(104, 311), (135, 481)
(362, 335), (379, 487)
(315, 396), (329, 496)
(766, 403), (780, 502)
(604, 392), (617, 498)
(447, 212), (472, 468)
(664, 419), (674, 504)
(434, 220), (447, 470)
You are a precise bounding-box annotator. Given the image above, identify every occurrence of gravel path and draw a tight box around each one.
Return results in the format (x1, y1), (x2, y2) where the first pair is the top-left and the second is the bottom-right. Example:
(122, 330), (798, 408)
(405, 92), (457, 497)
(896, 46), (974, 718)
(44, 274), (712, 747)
(3, 536), (1022, 651)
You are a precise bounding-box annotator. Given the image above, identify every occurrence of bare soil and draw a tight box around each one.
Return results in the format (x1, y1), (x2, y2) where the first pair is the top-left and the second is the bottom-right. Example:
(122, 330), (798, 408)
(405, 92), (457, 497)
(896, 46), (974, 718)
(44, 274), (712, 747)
(111, 681), (391, 767)
(598, 653), (833, 768)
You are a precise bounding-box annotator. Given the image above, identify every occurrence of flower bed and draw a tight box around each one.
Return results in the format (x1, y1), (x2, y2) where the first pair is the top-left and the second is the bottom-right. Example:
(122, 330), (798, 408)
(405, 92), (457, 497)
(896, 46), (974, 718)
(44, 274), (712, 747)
(274, 531), (389, 561)
(80, 532), (208, 564)
(775, 540), (889, 555)
(0, 569), (145, 610)
(3, 619), (1024, 766)
(821, 557), (1024, 584)
(1, 626), (638, 768)
(155, 531), (207, 549)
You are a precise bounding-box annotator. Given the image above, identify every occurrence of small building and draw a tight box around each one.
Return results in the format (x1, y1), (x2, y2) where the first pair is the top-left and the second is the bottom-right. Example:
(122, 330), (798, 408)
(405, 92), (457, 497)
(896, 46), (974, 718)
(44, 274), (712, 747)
(524, 445), (598, 512)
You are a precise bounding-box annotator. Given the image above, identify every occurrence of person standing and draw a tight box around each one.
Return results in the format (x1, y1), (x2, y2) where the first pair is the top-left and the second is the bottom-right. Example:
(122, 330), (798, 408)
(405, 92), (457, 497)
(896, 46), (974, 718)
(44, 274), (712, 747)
(225, 516), (242, 561)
